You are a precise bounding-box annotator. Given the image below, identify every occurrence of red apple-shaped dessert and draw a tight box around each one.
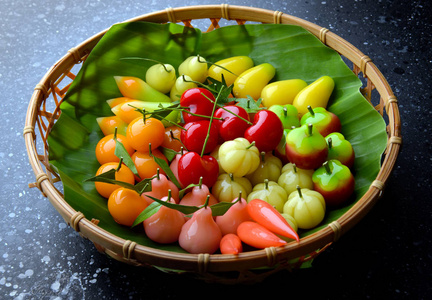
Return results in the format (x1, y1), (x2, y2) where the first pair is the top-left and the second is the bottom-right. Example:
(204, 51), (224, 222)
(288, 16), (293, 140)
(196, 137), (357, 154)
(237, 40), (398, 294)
(312, 160), (355, 206)
(285, 123), (328, 170)
(214, 105), (251, 142)
(244, 109), (284, 152)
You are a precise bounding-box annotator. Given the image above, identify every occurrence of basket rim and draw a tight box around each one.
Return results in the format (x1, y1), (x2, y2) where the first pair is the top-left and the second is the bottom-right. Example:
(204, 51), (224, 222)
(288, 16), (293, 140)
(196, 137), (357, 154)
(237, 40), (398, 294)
(24, 4), (402, 275)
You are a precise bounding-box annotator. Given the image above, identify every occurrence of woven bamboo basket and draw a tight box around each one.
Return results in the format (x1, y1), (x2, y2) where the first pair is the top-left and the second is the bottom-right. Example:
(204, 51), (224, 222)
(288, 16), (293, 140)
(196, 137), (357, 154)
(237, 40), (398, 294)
(24, 4), (402, 284)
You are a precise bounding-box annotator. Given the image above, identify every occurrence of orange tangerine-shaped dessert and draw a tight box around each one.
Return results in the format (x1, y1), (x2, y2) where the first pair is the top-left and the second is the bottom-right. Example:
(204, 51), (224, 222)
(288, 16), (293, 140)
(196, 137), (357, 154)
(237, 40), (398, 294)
(108, 187), (148, 227)
(143, 195), (185, 244)
(96, 116), (128, 136)
(95, 162), (135, 198)
(161, 125), (183, 152)
(131, 148), (168, 181)
(126, 117), (165, 152)
(95, 133), (134, 165)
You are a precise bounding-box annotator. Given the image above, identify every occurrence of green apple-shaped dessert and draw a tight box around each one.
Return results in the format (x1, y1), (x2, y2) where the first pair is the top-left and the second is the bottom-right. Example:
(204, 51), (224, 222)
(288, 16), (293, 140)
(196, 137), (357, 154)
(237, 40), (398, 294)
(268, 104), (301, 129)
(285, 123), (328, 170)
(312, 160), (355, 206)
(300, 105), (341, 137)
(325, 132), (355, 169)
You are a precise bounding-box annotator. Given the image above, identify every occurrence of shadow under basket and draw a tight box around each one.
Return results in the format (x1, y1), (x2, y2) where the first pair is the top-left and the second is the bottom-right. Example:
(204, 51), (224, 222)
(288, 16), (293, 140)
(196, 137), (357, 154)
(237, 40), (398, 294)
(24, 4), (402, 284)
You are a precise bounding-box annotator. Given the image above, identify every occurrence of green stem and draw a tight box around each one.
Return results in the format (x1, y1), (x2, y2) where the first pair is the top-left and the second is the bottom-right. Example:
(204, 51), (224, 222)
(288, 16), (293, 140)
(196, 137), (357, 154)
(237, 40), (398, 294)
(205, 97), (253, 125)
(198, 176), (203, 189)
(307, 123), (313, 136)
(283, 106), (288, 118)
(115, 157), (123, 172)
(296, 185), (303, 198)
(200, 87), (222, 157)
(229, 173), (235, 181)
(307, 105), (315, 116)
(246, 141), (256, 150)
(264, 179), (269, 190)
(113, 127), (118, 140)
(237, 190), (242, 202)
(323, 161), (332, 175)
(181, 75), (218, 94)
(203, 195), (210, 208)
(260, 151), (266, 162)
(175, 106), (223, 120)
(328, 137), (333, 149)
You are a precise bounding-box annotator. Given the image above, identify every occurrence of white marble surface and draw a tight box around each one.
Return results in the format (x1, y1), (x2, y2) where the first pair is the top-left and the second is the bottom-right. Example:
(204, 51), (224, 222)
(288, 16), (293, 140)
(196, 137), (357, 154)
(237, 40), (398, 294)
(1, 0), (431, 299)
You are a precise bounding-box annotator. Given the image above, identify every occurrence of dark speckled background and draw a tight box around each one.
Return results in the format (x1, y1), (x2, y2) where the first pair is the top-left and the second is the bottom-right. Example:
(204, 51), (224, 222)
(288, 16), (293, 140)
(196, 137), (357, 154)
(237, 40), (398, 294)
(1, 0), (431, 299)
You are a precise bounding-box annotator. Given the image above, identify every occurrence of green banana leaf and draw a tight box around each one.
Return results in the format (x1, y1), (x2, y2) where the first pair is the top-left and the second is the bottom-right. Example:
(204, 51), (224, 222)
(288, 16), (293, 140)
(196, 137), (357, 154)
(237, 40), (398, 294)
(48, 22), (387, 253)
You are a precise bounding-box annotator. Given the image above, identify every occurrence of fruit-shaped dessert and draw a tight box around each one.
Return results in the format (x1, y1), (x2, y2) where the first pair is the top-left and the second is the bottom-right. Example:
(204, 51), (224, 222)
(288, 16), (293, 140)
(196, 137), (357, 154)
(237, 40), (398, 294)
(179, 179), (218, 206)
(233, 63), (276, 99)
(261, 79), (308, 107)
(283, 186), (326, 229)
(246, 152), (283, 186)
(94, 162), (135, 199)
(212, 173), (252, 203)
(114, 76), (172, 103)
(277, 163), (314, 196)
(218, 138), (260, 177)
(247, 179), (288, 213)
(178, 206), (222, 254)
(111, 100), (179, 125)
(325, 132), (355, 169)
(95, 133), (134, 165)
(300, 105), (341, 137)
(143, 194), (185, 244)
(108, 187), (148, 227)
(208, 55), (254, 86)
(214, 105), (251, 142)
(268, 104), (301, 129)
(177, 152), (219, 188)
(293, 75), (335, 116)
(215, 194), (251, 235)
(178, 55), (208, 83)
(141, 171), (180, 205)
(285, 123), (328, 170)
(145, 63), (176, 94)
(312, 160), (355, 206)
(244, 109), (284, 153)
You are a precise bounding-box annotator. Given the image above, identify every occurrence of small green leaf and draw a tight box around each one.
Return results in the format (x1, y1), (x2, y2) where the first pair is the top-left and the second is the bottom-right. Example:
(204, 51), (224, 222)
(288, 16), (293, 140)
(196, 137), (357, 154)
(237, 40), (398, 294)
(83, 169), (136, 190)
(151, 150), (182, 189)
(114, 137), (139, 178)
(132, 201), (162, 227)
(208, 201), (235, 216)
(146, 195), (199, 215)
(160, 147), (179, 162)
(235, 95), (264, 113)
(83, 168), (154, 195)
